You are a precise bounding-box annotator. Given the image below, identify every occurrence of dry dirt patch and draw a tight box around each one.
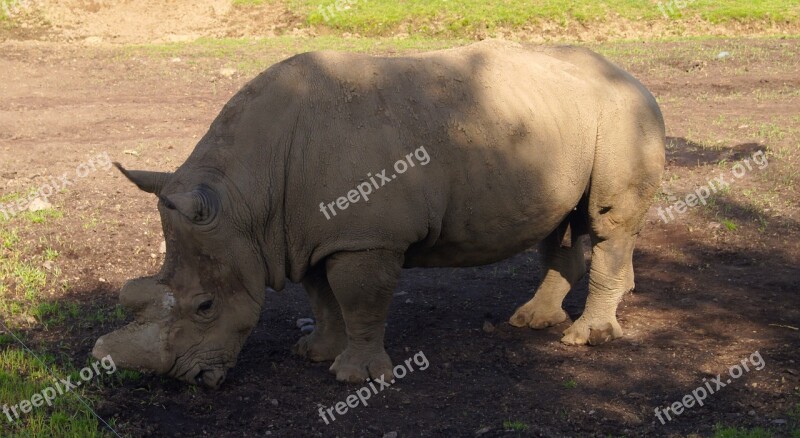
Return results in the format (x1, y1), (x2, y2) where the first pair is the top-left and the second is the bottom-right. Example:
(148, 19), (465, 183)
(4, 0), (305, 43)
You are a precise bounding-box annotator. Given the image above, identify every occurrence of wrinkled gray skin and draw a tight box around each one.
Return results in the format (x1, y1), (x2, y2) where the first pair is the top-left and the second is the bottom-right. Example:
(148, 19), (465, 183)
(92, 40), (664, 388)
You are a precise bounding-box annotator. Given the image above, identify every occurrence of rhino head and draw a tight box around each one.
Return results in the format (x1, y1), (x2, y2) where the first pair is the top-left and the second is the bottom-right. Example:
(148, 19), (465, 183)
(92, 163), (270, 389)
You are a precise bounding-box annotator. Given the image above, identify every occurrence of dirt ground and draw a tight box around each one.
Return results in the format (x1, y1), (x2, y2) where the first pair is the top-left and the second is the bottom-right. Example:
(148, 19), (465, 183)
(1, 8), (799, 438)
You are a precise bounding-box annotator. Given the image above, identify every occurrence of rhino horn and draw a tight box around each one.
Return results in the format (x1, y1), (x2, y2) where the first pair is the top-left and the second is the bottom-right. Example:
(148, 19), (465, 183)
(92, 321), (168, 373)
(114, 162), (171, 195)
(120, 277), (174, 321)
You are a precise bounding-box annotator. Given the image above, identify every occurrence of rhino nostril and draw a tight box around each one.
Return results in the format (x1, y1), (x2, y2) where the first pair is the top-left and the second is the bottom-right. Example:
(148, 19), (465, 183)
(195, 370), (225, 388)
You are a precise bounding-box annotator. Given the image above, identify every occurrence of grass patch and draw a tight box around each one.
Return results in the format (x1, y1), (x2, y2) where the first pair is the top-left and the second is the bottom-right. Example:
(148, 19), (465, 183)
(0, 224), (120, 436)
(20, 209), (62, 225)
(503, 419), (529, 432)
(713, 424), (773, 438)
(125, 35), (468, 74)
(128, 34), (466, 57)
(232, 0), (269, 5)
(0, 345), (114, 437)
(289, 0), (800, 36)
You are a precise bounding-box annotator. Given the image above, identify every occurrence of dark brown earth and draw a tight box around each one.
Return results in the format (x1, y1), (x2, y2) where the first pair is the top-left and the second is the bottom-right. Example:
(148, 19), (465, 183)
(0, 35), (798, 437)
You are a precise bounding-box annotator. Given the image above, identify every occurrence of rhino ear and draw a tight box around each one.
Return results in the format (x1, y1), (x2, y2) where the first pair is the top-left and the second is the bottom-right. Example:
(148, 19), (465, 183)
(115, 162), (171, 195)
(160, 187), (219, 224)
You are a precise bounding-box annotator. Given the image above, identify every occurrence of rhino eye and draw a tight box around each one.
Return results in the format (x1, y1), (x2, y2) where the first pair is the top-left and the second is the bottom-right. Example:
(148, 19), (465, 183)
(197, 299), (214, 315)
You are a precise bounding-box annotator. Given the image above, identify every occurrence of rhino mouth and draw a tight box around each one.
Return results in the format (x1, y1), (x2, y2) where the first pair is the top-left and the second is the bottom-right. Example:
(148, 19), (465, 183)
(194, 368), (227, 389)
(170, 353), (234, 389)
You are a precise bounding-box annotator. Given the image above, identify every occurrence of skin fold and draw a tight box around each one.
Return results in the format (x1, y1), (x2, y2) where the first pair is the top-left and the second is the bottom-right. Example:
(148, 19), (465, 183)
(92, 40), (665, 387)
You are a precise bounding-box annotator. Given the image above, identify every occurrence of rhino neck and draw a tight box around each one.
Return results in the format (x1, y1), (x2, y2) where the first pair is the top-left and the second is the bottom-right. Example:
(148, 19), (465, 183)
(229, 156), (288, 292)
(184, 69), (304, 291)
(176, 141), (288, 293)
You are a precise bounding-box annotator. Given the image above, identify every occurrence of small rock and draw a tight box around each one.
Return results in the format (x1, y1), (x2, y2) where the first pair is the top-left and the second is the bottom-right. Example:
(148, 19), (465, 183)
(42, 261), (54, 271)
(296, 318), (314, 328)
(219, 67), (237, 78)
(475, 426), (491, 436)
(772, 419), (787, 425)
(123, 149), (140, 157)
(171, 57), (182, 63)
(394, 291), (408, 296)
(717, 51), (731, 59)
(159, 241), (167, 254)
(300, 325), (315, 335)
(748, 410), (756, 416)
(383, 432), (398, 438)
(28, 198), (52, 212)
(270, 399), (279, 406)
(482, 321), (495, 333)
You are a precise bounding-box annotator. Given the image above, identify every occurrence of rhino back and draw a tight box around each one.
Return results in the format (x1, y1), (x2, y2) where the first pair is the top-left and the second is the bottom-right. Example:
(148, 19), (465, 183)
(202, 41), (652, 280)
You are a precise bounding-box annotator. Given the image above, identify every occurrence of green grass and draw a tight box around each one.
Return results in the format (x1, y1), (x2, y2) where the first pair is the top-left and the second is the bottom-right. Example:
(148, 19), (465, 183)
(288, 0), (800, 36)
(503, 419), (529, 432)
(0, 345), (115, 437)
(713, 424), (773, 438)
(563, 379), (577, 389)
(0, 223), (124, 436)
(0, 0), (36, 24)
(128, 34), (466, 57)
(125, 35), (468, 74)
(20, 209), (62, 225)
(233, 0), (269, 6)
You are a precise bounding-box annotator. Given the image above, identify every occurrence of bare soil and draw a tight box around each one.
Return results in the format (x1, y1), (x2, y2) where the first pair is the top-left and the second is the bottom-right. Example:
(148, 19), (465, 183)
(0, 32), (798, 438)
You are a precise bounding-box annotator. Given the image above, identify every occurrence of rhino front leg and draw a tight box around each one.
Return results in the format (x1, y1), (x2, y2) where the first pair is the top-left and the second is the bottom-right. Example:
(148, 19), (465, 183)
(561, 234), (635, 345)
(325, 249), (402, 383)
(510, 225), (586, 329)
(293, 266), (348, 362)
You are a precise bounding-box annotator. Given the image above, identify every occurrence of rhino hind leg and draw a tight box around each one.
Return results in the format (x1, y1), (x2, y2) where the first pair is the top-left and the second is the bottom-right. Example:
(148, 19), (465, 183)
(509, 221), (586, 329)
(325, 249), (402, 383)
(560, 169), (654, 346)
(561, 234), (635, 345)
(293, 267), (348, 362)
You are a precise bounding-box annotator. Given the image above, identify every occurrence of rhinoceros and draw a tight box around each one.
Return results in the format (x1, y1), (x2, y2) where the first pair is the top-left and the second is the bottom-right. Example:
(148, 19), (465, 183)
(92, 40), (664, 388)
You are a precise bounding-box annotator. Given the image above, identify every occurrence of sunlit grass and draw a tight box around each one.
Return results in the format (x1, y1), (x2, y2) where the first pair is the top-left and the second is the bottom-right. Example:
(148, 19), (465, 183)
(288, 0), (800, 36)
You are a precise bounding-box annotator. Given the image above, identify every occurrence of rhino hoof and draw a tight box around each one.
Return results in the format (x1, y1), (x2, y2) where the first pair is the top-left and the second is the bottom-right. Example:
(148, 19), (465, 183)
(509, 307), (568, 329)
(293, 332), (346, 362)
(329, 349), (394, 383)
(561, 317), (623, 346)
